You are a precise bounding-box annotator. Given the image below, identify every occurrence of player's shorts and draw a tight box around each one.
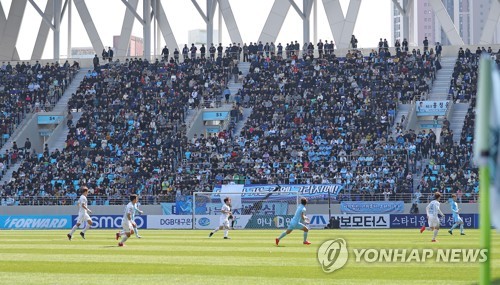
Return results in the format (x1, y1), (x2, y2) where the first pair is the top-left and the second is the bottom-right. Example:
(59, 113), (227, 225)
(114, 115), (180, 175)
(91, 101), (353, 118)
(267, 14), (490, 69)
(453, 215), (463, 223)
(428, 216), (440, 228)
(219, 218), (229, 228)
(287, 221), (306, 230)
(76, 212), (91, 224)
(122, 220), (134, 233)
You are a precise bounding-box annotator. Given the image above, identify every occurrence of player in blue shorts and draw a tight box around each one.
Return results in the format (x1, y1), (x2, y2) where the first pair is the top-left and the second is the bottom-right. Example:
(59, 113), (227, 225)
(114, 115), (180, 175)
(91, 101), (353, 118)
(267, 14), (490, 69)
(448, 194), (465, 235)
(275, 197), (311, 246)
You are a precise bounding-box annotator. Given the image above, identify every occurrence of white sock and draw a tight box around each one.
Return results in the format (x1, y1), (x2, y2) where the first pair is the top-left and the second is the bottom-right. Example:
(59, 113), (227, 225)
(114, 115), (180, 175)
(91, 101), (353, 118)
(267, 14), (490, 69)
(425, 227), (432, 231)
(212, 228), (219, 234)
(433, 229), (439, 240)
(69, 225), (78, 235)
(120, 235), (129, 243)
(82, 223), (90, 233)
(224, 229), (228, 237)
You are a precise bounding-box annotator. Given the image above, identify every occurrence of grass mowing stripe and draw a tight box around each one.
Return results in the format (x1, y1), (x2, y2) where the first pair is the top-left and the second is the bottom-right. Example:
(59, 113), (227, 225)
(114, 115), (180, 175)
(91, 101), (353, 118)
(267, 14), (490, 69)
(0, 229), (497, 284)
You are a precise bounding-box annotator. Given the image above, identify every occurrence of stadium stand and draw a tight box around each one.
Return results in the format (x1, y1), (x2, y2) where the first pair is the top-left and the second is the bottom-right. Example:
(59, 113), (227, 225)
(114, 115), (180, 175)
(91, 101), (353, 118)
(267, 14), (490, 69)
(1, 41), (485, 206)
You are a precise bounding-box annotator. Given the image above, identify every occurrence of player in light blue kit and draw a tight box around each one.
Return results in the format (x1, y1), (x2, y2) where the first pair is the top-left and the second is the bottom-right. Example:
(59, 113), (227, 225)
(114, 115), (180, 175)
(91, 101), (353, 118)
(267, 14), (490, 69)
(448, 194), (465, 235)
(132, 201), (144, 238)
(275, 197), (311, 246)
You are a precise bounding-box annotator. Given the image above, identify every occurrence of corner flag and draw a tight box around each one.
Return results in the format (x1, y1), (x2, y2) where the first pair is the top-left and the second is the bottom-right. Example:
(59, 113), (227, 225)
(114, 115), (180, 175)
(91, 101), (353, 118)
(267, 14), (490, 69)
(474, 56), (500, 285)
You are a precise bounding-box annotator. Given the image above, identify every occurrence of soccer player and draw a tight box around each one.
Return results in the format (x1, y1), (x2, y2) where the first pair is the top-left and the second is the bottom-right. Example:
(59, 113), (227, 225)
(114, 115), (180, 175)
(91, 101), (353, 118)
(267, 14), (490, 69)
(420, 192), (445, 242)
(275, 197), (311, 246)
(209, 197), (232, 239)
(448, 194), (465, 235)
(132, 201), (144, 238)
(117, 194), (138, 247)
(67, 186), (92, 240)
(115, 199), (144, 240)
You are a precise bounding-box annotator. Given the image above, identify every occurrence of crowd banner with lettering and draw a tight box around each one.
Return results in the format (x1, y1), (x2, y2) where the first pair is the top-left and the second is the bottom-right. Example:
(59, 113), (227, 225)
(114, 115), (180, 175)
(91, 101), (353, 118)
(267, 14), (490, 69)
(389, 214), (478, 229)
(416, 100), (450, 116)
(212, 184), (343, 200)
(340, 201), (405, 214)
(305, 214), (390, 229)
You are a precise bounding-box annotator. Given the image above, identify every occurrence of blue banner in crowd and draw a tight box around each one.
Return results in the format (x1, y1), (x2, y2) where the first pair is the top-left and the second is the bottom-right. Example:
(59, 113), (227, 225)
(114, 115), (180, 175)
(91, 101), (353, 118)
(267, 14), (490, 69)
(416, 100), (450, 116)
(389, 214), (478, 229)
(212, 184), (343, 200)
(0, 215), (72, 229)
(71, 215), (147, 229)
(341, 201), (405, 214)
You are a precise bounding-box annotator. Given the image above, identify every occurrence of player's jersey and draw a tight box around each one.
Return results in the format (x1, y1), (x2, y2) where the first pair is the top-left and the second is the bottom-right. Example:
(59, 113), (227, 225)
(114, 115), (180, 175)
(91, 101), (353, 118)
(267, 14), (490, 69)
(427, 200), (441, 218)
(291, 204), (306, 224)
(450, 200), (459, 218)
(132, 203), (140, 219)
(220, 204), (231, 221)
(78, 195), (88, 214)
(123, 202), (135, 222)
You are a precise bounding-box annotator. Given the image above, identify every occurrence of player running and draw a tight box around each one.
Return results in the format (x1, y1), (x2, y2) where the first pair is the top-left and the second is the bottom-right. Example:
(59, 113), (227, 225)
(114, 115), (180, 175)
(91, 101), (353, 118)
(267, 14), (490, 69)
(448, 194), (465, 235)
(117, 194), (138, 247)
(115, 199), (144, 240)
(67, 186), (92, 240)
(209, 197), (232, 239)
(275, 197), (311, 246)
(420, 192), (445, 242)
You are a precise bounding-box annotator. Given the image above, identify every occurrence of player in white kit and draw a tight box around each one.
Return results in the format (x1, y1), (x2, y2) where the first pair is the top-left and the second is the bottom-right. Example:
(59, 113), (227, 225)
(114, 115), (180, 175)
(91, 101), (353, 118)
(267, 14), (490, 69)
(118, 194), (138, 247)
(208, 197), (232, 239)
(67, 186), (92, 240)
(420, 192), (444, 242)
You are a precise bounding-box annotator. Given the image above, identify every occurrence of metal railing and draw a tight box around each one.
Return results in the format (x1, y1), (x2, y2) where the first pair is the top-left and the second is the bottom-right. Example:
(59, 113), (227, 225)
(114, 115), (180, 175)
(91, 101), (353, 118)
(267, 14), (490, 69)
(0, 191), (477, 206)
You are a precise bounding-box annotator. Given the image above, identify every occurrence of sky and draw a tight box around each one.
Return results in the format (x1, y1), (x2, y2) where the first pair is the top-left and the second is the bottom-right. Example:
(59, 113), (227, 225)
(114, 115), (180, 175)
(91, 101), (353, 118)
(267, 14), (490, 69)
(1, 0), (391, 59)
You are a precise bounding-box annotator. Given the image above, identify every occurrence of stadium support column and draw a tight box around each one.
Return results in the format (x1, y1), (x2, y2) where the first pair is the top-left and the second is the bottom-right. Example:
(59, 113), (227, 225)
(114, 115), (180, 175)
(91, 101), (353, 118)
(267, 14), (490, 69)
(392, 0), (411, 44)
(322, 0), (361, 49)
(143, 0), (151, 60)
(428, 0), (464, 45)
(480, 0), (500, 44)
(218, 0), (243, 44)
(207, 0), (217, 47)
(67, 0), (71, 59)
(156, 0), (179, 56)
(117, 0), (139, 57)
(53, 0), (62, 60)
(0, 0), (27, 60)
(259, 0), (291, 44)
(30, 0), (54, 60)
(74, 0), (104, 57)
(289, 0), (313, 46)
(302, 0), (313, 47)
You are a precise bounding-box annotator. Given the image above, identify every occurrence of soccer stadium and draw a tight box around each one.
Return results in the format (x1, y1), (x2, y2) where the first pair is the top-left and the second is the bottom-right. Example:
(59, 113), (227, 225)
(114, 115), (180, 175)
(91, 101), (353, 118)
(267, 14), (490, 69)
(0, 0), (499, 284)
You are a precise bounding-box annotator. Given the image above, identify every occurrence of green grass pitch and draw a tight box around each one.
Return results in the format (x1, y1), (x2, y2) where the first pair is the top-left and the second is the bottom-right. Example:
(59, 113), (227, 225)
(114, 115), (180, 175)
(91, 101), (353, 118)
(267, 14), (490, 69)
(0, 229), (499, 285)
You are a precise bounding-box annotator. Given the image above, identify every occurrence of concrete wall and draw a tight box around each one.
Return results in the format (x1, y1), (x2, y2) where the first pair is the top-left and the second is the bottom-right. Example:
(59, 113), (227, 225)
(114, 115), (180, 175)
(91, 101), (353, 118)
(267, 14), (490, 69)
(7, 112), (67, 154)
(0, 203), (478, 215)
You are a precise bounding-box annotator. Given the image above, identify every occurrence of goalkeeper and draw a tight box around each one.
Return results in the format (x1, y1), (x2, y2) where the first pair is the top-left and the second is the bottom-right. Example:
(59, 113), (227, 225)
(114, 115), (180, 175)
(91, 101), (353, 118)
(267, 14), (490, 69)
(275, 197), (311, 246)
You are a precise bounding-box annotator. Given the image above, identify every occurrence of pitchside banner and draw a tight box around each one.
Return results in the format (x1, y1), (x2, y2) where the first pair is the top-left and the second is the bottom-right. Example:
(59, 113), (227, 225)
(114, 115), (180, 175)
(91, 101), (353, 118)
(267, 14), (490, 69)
(147, 215), (253, 229)
(416, 100), (450, 116)
(72, 215), (147, 229)
(244, 214), (390, 229)
(341, 201), (405, 214)
(389, 214), (478, 229)
(212, 184), (343, 200)
(0, 215), (72, 229)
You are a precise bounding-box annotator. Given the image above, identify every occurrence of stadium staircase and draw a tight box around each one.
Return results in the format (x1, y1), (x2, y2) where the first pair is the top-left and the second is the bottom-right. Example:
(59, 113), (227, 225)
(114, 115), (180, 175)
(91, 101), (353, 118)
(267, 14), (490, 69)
(186, 61), (252, 138)
(415, 56), (461, 133)
(448, 103), (469, 142)
(429, 56), (456, 101)
(0, 69), (89, 185)
(226, 61), (250, 105)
